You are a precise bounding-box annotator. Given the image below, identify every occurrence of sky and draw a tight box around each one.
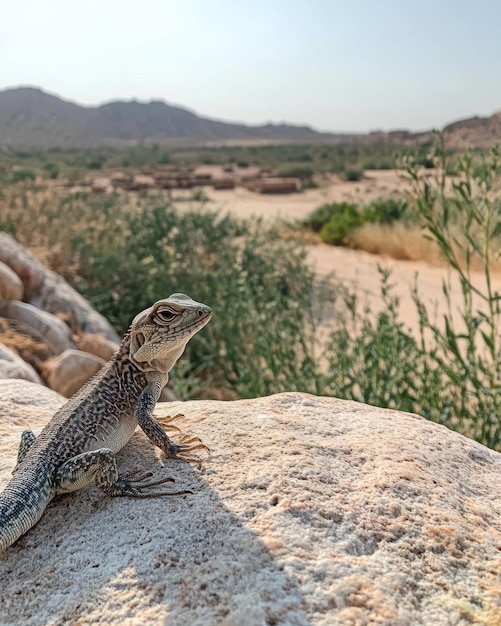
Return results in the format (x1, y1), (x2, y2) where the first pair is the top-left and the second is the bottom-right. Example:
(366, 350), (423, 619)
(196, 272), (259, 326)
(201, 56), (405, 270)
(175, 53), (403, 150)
(1, 0), (501, 133)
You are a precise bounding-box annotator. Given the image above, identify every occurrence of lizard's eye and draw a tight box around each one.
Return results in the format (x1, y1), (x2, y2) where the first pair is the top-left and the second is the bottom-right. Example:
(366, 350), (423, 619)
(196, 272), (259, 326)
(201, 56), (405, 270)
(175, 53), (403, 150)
(157, 309), (176, 322)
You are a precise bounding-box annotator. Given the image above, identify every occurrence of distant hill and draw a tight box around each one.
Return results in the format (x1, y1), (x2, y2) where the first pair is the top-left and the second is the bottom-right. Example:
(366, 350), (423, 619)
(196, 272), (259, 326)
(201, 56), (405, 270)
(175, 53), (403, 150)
(442, 111), (501, 149)
(1, 87), (500, 150)
(0, 87), (348, 149)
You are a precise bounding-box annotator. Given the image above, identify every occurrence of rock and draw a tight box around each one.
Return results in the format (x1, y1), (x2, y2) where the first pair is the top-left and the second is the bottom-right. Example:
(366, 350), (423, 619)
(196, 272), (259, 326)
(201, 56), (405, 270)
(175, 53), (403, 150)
(91, 177), (111, 193)
(0, 233), (119, 342)
(0, 344), (42, 384)
(74, 333), (119, 361)
(40, 349), (106, 398)
(132, 174), (156, 190)
(0, 261), (23, 301)
(0, 389), (499, 625)
(0, 379), (64, 436)
(0, 301), (74, 354)
(0, 235), (45, 297)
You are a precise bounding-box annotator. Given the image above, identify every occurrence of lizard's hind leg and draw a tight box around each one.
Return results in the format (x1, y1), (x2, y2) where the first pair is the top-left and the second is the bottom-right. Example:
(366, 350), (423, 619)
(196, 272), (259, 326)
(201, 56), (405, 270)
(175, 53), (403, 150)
(55, 449), (191, 498)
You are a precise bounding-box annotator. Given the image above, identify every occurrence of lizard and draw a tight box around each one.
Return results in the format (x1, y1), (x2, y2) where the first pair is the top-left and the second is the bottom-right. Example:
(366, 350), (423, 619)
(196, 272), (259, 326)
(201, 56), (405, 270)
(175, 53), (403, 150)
(0, 293), (212, 552)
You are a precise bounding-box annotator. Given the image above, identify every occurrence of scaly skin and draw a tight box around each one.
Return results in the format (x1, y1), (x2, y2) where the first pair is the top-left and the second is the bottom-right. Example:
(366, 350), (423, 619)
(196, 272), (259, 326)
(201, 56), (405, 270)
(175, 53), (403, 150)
(0, 293), (212, 551)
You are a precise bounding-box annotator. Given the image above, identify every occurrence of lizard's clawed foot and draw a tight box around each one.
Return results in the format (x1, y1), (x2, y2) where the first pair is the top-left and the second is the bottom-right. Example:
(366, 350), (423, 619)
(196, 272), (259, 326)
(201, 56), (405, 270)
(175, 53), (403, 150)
(168, 435), (210, 470)
(156, 414), (210, 469)
(156, 413), (184, 435)
(115, 472), (192, 498)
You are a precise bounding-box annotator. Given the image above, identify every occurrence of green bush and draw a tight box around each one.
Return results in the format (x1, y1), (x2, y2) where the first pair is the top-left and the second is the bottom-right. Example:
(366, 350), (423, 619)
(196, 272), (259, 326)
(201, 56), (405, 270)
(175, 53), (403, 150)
(3, 136), (500, 450)
(319, 205), (364, 244)
(344, 168), (364, 181)
(276, 164), (315, 181)
(87, 159), (104, 170)
(11, 169), (36, 183)
(157, 151), (170, 164)
(302, 202), (358, 232)
(361, 198), (408, 224)
(303, 199), (407, 245)
(43, 162), (59, 179)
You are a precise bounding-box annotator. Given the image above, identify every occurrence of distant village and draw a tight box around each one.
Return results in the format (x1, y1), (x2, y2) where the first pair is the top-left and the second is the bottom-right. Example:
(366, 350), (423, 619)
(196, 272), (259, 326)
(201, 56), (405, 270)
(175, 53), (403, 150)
(79, 164), (302, 195)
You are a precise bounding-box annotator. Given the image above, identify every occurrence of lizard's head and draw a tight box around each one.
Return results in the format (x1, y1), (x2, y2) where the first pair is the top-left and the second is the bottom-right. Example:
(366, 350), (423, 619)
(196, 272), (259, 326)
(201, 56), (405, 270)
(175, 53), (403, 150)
(129, 293), (212, 372)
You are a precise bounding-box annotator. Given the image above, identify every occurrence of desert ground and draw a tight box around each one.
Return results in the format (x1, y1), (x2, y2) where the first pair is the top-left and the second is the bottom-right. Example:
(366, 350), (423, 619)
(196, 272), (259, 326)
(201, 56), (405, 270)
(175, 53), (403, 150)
(197, 168), (409, 222)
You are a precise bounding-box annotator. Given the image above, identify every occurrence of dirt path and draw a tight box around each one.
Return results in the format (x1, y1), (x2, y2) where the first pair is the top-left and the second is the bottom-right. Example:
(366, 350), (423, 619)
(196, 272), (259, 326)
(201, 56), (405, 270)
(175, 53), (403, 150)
(308, 243), (501, 337)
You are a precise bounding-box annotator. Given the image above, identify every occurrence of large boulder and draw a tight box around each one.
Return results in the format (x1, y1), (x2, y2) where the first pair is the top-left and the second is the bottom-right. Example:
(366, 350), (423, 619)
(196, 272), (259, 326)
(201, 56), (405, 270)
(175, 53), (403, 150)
(0, 344), (42, 384)
(0, 388), (499, 626)
(40, 349), (106, 398)
(0, 233), (119, 342)
(0, 301), (74, 355)
(0, 261), (23, 301)
(74, 332), (118, 362)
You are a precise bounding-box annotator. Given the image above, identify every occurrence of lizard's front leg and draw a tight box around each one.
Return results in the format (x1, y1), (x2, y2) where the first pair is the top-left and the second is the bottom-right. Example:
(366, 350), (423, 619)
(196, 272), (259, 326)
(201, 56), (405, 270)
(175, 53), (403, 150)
(135, 371), (208, 463)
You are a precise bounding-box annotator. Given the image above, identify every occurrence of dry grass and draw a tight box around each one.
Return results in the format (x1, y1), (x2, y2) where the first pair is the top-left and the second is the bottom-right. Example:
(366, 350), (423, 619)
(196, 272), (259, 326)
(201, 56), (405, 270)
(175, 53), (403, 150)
(348, 222), (443, 263)
(0, 319), (52, 372)
(279, 226), (321, 245)
(349, 221), (501, 272)
(0, 182), (133, 275)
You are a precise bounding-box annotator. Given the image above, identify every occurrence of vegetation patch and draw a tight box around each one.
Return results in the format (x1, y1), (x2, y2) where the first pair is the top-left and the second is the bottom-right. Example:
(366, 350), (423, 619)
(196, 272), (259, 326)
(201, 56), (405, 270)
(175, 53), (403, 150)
(1, 135), (500, 451)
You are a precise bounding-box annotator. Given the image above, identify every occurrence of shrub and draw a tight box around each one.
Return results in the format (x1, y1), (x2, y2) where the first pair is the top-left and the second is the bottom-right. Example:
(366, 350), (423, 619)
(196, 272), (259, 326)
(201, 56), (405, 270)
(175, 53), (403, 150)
(344, 168), (364, 181)
(11, 169), (36, 183)
(276, 164), (315, 181)
(87, 159), (104, 170)
(2, 137), (500, 451)
(157, 151), (170, 164)
(302, 202), (358, 232)
(362, 199), (408, 224)
(303, 199), (407, 245)
(319, 205), (364, 245)
(43, 163), (59, 179)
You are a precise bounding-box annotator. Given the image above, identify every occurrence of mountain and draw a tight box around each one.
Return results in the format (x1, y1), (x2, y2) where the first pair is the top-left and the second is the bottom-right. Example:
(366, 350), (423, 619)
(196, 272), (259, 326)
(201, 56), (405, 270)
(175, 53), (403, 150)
(1, 87), (500, 150)
(0, 87), (347, 149)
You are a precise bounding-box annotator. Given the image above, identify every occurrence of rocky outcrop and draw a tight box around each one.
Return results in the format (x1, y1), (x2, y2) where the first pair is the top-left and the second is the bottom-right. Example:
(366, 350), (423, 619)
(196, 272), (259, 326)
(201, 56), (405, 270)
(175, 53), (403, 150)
(0, 233), (119, 341)
(443, 111), (501, 149)
(0, 234), (120, 396)
(0, 386), (499, 626)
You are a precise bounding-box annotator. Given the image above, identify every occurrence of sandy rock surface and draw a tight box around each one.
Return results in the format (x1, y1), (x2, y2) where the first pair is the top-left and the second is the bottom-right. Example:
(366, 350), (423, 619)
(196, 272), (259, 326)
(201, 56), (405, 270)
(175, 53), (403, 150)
(0, 384), (500, 626)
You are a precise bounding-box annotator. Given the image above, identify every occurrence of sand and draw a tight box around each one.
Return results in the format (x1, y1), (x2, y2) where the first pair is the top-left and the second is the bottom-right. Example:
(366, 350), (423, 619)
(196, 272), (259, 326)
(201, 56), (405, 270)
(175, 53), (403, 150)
(197, 169), (408, 223)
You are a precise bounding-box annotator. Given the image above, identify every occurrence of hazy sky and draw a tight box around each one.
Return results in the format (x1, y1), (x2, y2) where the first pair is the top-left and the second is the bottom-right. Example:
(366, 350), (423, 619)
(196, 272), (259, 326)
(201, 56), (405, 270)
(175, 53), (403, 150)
(1, 0), (501, 132)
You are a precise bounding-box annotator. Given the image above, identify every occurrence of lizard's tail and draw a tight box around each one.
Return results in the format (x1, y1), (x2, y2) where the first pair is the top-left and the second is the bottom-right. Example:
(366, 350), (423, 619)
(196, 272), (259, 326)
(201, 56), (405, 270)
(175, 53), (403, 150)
(0, 464), (54, 552)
